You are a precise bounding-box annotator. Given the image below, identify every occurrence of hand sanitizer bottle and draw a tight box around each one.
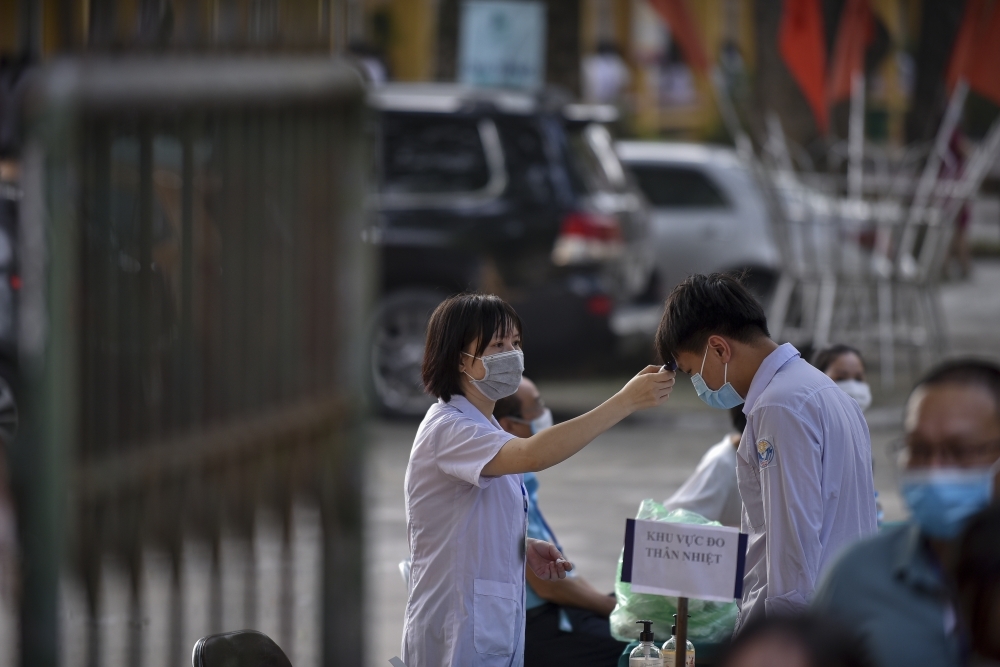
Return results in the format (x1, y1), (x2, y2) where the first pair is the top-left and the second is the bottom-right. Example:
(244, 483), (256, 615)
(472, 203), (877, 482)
(661, 615), (695, 667)
(629, 620), (662, 667)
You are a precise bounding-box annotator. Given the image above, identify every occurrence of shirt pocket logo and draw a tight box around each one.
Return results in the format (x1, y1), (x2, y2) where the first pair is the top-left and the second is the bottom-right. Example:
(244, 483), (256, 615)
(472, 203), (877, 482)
(473, 578), (519, 656)
(756, 438), (774, 469)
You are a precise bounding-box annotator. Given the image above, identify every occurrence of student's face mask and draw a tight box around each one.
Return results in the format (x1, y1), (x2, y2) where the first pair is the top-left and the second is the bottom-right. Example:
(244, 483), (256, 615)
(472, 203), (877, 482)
(691, 346), (744, 410)
(836, 379), (872, 412)
(900, 460), (999, 539)
(512, 407), (553, 435)
(462, 348), (524, 401)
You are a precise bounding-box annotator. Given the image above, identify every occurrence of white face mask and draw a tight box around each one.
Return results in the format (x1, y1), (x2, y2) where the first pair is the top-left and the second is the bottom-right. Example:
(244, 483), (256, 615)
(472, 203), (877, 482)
(511, 407), (553, 434)
(462, 349), (524, 401)
(836, 379), (872, 412)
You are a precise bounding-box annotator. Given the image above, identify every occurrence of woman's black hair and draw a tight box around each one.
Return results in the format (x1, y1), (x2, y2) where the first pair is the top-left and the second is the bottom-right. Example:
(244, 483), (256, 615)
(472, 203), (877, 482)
(655, 273), (769, 363)
(812, 345), (865, 374)
(422, 293), (522, 402)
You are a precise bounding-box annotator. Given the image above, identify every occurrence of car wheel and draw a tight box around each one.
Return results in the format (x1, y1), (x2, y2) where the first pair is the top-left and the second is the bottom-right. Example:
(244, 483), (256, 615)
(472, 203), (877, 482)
(368, 290), (443, 417)
(738, 269), (778, 312)
(0, 367), (18, 445)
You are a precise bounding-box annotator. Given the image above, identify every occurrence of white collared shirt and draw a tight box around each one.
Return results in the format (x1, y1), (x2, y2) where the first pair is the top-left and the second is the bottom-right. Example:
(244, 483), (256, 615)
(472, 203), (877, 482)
(663, 434), (742, 527)
(735, 343), (877, 632)
(402, 395), (526, 667)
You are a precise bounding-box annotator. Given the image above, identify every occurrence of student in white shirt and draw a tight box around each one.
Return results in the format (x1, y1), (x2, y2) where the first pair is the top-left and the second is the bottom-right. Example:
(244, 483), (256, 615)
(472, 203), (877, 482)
(403, 293), (676, 667)
(662, 406), (746, 527)
(654, 274), (877, 634)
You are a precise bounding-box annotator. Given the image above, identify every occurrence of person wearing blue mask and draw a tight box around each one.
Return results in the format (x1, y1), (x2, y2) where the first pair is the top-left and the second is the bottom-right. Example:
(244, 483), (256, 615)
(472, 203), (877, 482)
(494, 377), (627, 667)
(654, 273), (877, 634)
(813, 359), (1000, 667)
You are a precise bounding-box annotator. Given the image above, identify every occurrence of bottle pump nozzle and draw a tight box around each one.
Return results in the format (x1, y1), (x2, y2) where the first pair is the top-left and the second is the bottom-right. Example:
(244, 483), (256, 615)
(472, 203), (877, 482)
(671, 613), (691, 636)
(636, 619), (655, 642)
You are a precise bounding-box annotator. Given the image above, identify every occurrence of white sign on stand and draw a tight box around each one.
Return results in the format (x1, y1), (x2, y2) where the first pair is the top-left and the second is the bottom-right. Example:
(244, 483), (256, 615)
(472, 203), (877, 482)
(458, 1), (546, 90)
(622, 519), (748, 603)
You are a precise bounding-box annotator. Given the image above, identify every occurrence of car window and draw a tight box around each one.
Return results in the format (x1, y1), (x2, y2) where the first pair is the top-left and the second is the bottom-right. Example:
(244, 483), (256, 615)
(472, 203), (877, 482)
(566, 123), (627, 194)
(495, 118), (553, 204)
(381, 114), (491, 195)
(627, 164), (730, 208)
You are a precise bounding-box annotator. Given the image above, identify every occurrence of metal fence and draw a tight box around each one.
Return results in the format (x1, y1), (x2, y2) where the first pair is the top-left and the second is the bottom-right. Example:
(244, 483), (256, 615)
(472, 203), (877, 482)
(12, 57), (369, 667)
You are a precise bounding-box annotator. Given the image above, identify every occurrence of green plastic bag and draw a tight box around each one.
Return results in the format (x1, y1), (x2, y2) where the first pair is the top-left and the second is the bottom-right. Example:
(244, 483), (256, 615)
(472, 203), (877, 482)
(609, 499), (738, 644)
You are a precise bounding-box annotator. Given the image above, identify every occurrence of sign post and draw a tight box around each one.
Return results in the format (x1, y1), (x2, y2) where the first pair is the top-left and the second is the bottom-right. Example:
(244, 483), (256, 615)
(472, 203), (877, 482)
(622, 518), (748, 663)
(675, 597), (688, 667)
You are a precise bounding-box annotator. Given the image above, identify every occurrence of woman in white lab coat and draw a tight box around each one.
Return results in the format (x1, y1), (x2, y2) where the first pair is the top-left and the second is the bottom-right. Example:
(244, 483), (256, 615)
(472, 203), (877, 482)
(401, 293), (675, 667)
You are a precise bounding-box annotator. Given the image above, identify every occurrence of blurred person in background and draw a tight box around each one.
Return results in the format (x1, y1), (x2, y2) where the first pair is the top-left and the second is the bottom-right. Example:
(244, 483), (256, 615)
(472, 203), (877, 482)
(581, 41), (630, 105)
(493, 377), (626, 667)
(662, 406), (746, 527)
(718, 615), (875, 667)
(812, 345), (871, 413)
(812, 359), (1000, 667)
(812, 345), (882, 524)
(403, 293), (674, 667)
(656, 274), (877, 633)
(955, 503), (1000, 666)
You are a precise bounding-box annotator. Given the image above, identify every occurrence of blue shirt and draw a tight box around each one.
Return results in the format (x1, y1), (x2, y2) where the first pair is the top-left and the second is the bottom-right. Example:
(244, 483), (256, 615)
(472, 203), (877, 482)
(523, 473), (575, 633)
(812, 523), (963, 667)
(735, 343), (878, 631)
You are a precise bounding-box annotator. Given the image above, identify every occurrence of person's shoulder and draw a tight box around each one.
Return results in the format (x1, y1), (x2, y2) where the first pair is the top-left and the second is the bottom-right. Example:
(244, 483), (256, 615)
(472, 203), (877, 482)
(702, 436), (738, 466)
(757, 359), (847, 414)
(823, 524), (906, 584)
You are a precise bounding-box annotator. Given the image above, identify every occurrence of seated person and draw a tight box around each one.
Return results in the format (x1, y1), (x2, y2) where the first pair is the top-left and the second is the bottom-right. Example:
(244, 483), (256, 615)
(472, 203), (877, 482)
(662, 406), (745, 527)
(812, 344), (871, 412)
(494, 377), (626, 667)
(812, 359), (1000, 667)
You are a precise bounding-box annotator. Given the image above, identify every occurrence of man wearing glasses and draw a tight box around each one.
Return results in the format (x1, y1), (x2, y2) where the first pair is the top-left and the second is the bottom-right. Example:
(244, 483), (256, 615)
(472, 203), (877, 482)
(813, 359), (1000, 667)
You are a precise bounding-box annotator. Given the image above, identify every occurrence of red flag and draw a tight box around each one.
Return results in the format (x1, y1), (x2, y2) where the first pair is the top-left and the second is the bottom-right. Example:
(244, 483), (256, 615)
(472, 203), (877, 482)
(967, 0), (1000, 106)
(946, 0), (984, 93)
(779, 0), (828, 133)
(826, 0), (873, 104)
(647, 0), (710, 77)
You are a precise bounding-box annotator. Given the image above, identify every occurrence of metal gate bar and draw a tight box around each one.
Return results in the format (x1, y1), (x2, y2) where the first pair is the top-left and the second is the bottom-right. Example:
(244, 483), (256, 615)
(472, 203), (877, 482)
(16, 57), (368, 667)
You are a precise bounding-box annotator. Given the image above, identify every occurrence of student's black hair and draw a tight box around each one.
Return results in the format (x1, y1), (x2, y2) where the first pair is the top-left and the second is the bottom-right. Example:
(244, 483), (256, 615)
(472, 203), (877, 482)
(422, 293), (522, 403)
(720, 614), (876, 667)
(654, 273), (769, 364)
(912, 358), (1000, 420)
(730, 405), (747, 433)
(493, 392), (523, 421)
(812, 344), (865, 374)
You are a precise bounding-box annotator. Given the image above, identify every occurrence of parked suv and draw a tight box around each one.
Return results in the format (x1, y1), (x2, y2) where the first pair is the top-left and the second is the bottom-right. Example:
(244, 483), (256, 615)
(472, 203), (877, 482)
(366, 84), (653, 416)
(616, 141), (780, 303)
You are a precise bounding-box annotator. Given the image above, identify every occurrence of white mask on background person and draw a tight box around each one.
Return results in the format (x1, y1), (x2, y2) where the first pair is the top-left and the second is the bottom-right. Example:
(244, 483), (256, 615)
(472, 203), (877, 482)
(836, 379), (872, 412)
(462, 349), (524, 401)
(511, 407), (554, 434)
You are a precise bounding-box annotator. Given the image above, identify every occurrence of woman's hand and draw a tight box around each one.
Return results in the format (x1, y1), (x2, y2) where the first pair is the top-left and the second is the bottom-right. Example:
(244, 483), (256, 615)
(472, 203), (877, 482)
(526, 538), (573, 581)
(616, 365), (676, 412)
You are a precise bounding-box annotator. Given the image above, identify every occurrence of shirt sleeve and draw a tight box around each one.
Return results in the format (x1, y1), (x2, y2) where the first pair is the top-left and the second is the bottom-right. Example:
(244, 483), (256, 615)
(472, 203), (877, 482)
(755, 404), (825, 616)
(433, 415), (516, 488)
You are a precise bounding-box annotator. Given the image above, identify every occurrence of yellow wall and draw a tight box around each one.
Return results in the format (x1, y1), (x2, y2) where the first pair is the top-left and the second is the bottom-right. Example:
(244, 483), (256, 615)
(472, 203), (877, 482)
(0, 1), (18, 53)
(383, 0), (434, 82)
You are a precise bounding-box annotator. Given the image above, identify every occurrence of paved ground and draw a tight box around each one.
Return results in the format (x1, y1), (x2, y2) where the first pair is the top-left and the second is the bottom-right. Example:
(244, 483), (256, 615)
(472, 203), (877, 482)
(363, 258), (1000, 667)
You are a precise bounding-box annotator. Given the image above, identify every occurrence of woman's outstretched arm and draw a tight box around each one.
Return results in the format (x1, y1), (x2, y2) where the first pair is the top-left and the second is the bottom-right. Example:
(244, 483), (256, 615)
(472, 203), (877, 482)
(481, 366), (675, 476)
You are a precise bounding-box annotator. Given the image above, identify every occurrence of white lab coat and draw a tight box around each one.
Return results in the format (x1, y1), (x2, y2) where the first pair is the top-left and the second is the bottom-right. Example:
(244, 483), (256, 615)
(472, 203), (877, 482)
(402, 395), (526, 667)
